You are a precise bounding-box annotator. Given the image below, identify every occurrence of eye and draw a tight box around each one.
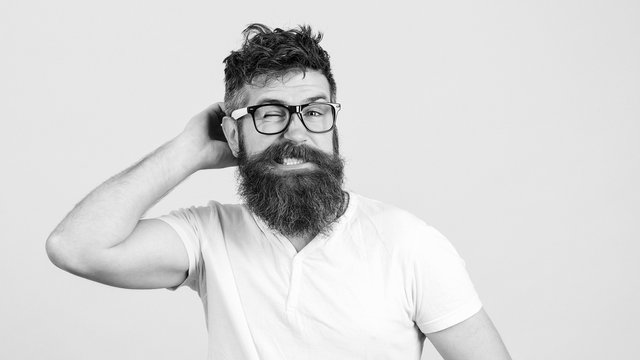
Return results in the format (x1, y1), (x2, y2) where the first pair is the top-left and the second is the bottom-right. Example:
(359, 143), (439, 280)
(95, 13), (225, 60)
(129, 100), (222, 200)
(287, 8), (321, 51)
(303, 103), (332, 118)
(303, 106), (328, 117)
(255, 105), (287, 121)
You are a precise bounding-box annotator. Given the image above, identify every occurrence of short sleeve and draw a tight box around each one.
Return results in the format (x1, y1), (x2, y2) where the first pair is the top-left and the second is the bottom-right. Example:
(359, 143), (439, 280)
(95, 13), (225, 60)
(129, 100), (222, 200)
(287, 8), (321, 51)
(412, 226), (482, 334)
(157, 207), (204, 292)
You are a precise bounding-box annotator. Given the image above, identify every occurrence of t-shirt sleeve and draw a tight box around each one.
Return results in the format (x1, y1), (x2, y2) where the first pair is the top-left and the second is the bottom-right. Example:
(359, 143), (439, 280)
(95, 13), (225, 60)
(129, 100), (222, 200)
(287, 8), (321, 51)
(156, 207), (205, 292)
(412, 225), (482, 334)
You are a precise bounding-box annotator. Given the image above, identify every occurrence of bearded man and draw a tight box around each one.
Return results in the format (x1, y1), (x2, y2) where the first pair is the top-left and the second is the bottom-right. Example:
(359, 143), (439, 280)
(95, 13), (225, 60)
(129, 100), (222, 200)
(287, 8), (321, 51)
(46, 24), (511, 360)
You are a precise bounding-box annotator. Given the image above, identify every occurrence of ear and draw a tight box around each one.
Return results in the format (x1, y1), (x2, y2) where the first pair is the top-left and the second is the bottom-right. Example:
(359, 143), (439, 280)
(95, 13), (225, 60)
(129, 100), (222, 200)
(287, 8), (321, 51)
(222, 116), (240, 157)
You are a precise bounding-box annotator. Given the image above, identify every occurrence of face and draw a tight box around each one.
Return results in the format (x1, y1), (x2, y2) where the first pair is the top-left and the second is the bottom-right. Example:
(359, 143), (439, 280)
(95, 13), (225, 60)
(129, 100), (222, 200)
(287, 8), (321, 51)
(224, 70), (336, 173)
(222, 70), (347, 238)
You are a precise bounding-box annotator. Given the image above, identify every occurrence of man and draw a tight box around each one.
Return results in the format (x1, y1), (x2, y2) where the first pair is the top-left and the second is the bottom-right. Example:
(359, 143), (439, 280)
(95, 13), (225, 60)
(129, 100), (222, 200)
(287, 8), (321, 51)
(46, 24), (511, 359)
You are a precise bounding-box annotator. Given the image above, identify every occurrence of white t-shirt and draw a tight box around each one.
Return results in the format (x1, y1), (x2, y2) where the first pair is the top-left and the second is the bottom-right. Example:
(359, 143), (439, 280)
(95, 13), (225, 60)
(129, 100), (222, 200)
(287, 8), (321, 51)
(159, 192), (481, 360)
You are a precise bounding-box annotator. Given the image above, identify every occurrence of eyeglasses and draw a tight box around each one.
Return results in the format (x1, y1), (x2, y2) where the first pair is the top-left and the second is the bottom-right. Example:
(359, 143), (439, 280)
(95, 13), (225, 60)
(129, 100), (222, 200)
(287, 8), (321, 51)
(230, 102), (341, 135)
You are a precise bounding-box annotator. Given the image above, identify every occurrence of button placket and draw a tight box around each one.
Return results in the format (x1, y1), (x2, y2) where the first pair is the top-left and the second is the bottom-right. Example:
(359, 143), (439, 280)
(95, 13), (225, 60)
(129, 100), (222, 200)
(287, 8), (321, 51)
(286, 256), (303, 312)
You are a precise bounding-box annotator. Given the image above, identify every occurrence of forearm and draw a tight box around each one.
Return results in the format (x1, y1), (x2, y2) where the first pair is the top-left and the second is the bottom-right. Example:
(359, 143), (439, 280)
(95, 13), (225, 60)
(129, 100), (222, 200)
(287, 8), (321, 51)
(47, 135), (201, 258)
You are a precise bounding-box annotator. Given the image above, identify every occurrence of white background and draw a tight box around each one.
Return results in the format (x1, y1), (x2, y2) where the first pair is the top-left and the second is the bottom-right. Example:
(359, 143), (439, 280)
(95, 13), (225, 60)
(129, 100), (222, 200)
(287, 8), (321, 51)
(1, 1), (639, 359)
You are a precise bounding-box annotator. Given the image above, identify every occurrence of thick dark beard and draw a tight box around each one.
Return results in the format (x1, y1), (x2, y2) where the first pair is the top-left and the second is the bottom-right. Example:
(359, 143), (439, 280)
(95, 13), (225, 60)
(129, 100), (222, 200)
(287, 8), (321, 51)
(237, 137), (346, 239)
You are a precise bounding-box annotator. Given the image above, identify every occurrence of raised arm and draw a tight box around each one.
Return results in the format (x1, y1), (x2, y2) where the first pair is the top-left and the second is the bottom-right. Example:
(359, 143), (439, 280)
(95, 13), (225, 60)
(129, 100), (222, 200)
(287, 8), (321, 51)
(45, 103), (236, 289)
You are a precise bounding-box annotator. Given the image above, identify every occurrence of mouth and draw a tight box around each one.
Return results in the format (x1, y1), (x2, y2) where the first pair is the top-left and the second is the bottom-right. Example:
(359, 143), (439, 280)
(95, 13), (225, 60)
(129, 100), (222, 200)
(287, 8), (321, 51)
(273, 157), (316, 171)
(279, 157), (304, 166)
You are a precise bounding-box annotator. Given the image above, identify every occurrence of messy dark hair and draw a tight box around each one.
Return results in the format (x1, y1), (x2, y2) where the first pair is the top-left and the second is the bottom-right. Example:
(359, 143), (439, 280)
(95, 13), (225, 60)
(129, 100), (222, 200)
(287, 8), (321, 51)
(223, 23), (336, 115)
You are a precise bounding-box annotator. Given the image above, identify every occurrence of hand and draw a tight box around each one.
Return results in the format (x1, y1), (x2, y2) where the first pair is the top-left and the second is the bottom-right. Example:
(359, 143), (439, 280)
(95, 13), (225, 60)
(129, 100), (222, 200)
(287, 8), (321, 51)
(177, 103), (237, 170)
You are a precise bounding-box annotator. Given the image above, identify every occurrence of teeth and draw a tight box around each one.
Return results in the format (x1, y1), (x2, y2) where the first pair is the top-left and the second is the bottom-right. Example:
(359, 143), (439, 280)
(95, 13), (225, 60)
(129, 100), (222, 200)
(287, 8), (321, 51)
(282, 157), (304, 166)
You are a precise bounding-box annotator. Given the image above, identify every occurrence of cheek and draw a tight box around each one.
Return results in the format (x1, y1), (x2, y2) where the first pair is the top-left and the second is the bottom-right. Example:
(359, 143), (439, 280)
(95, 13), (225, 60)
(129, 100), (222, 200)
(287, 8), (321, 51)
(242, 133), (278, 156)
(238, 122), (262, 155)
(316, 132), (337, 155)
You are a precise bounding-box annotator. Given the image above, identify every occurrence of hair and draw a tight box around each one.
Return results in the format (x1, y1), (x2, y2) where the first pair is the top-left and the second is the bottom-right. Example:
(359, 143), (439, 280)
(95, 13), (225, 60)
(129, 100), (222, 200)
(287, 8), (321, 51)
(223, 23), (337, 115)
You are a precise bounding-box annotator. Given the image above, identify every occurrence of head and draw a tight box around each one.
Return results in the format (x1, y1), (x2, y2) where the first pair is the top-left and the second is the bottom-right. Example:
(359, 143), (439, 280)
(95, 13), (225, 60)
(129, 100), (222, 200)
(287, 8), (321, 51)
(220, 24), (346, 239)
(223, 23), (337, 115)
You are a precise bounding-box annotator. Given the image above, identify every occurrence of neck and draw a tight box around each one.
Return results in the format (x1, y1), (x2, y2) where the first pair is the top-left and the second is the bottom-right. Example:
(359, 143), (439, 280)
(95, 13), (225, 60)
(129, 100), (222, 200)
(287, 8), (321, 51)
(287, 232), (316, 252)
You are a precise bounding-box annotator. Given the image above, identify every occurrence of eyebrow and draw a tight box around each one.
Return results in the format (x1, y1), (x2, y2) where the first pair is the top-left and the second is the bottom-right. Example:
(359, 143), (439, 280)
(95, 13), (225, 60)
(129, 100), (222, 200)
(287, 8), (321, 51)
(255, 95), (329, 106)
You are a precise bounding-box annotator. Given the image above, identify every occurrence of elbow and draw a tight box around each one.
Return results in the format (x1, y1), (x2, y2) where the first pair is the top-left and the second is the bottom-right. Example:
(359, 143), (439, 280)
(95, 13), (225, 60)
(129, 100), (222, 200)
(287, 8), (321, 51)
(45, 233), (90, 275)
(46, 233), (71, 271)
(46, 233), (118, 286)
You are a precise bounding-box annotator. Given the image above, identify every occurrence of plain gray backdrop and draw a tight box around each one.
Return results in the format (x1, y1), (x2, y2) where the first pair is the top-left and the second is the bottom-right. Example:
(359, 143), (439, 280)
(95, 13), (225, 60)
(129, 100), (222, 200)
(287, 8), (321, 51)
(1, 1), (638, 359)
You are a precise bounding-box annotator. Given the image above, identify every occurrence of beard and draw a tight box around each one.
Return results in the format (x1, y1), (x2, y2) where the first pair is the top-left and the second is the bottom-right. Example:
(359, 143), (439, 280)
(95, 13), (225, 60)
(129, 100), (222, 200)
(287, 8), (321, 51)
(237, 135), (347, 239)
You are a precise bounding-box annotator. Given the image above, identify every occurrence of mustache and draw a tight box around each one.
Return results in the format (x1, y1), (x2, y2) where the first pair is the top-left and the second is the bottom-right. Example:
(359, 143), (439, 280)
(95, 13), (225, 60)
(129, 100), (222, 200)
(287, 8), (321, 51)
(243, 141), (337, 166)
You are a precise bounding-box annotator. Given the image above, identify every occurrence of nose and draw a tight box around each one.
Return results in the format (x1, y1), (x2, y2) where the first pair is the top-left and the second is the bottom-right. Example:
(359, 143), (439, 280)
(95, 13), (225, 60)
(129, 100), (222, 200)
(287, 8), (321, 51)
(282, 112), (309, 143)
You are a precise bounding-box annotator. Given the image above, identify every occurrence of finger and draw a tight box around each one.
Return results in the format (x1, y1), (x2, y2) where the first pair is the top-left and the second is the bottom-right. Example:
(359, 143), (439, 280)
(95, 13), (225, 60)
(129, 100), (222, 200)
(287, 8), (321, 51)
(194, 103), (226, 125)
(203, 102), (225, 116)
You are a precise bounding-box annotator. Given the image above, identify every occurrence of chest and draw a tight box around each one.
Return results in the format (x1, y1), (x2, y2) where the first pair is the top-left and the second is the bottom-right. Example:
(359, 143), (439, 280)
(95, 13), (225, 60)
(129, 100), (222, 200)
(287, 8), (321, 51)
(224, 235), (418, 350)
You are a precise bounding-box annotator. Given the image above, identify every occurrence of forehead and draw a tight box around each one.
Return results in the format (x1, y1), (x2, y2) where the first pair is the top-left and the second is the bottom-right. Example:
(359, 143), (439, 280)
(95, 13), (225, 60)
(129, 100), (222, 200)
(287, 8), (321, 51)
(244, 70), (331, 106)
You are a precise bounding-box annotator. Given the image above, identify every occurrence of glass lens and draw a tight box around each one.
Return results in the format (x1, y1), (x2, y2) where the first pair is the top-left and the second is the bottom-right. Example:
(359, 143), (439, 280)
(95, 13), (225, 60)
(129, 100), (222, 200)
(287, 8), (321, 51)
(254, 105), (289, 133)
(301, 103), (334, 132)
(252, 103), (336, 134)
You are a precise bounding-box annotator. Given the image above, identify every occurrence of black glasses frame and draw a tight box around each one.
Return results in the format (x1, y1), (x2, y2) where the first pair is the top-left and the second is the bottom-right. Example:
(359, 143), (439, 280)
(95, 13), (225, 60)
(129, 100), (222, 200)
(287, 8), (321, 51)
(232, 102), (341, 135)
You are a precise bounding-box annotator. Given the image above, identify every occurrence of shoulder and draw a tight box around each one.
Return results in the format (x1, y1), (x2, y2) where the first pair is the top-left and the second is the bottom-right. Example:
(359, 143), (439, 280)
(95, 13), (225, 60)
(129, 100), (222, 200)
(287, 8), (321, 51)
(348, 193), (448, 252)
(161, 200), (252, 228)
(351, 193), (423, 224)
